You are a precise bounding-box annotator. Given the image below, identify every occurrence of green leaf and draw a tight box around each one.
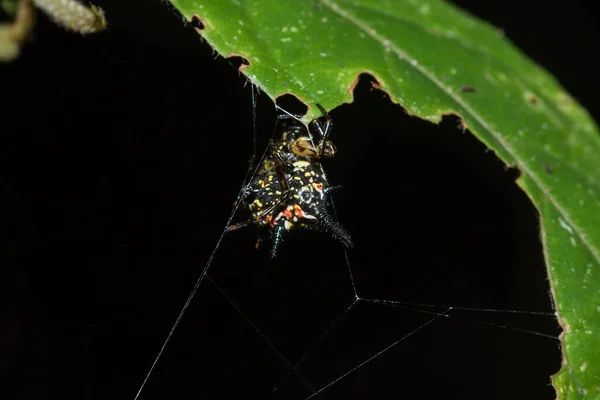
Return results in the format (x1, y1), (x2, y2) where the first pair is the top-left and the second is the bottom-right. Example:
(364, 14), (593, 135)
(168, 0), (600, 397)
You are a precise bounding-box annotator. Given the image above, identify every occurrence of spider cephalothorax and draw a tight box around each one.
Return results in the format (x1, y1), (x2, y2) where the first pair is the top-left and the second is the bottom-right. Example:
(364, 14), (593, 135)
(227, 104), (352, 257)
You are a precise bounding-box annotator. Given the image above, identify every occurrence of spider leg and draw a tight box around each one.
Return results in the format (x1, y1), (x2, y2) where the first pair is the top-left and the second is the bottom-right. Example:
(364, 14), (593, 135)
(226, 189), (292, 233)
(301, 212), (353, 248)
(273, 153), (291, 190)
(323, 185), (343, 194)
(323, 218), (353, 248)
(247, 153), (293, 219)
(227, 154), (292, 233)
(256, 190), (292, 221)
(269, 225), (286, 258)
(226, 219), (253, 232)
(254, 226), (266, 249)
(314, 103), (334, 158)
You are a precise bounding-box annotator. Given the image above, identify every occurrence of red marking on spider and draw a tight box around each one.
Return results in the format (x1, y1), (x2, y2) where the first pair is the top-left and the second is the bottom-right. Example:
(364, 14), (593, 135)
(264, 215), (275, 227)
(293, 204), (305, 217)
(282, 207), (293, 219)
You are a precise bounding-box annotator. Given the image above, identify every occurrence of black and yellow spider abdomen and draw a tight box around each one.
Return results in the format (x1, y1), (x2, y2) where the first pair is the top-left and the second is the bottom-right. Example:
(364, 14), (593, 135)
(229, 103), (352, 257)
(247, 157), (327, 232)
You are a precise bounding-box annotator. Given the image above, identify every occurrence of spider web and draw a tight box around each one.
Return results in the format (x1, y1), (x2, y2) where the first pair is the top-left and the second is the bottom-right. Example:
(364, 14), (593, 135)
(132, 76), (562, 400)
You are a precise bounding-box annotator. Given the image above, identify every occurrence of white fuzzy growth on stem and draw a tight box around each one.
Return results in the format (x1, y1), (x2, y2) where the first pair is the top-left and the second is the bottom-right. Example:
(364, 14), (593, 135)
(31, 0), (107, 34)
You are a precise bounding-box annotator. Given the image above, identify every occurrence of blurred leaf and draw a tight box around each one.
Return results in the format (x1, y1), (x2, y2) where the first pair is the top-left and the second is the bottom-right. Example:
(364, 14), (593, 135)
(1, 0), (20, 16)
(0, 25), (19, 60)
(30, 0), (107, 34)
(0, 0), (34, 62)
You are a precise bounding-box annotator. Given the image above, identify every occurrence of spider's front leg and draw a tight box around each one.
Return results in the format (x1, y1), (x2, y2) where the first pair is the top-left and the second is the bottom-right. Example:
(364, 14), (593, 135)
(313, 103), (336, 159)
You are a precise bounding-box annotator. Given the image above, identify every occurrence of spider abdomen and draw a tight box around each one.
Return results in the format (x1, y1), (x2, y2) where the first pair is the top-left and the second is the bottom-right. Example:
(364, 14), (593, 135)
(228, 103), (352, 256)
(248, 156), (327, 232)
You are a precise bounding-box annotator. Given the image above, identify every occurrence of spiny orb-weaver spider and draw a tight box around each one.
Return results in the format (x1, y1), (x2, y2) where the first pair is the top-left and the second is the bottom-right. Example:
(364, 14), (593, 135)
(227, 104), (352, 257)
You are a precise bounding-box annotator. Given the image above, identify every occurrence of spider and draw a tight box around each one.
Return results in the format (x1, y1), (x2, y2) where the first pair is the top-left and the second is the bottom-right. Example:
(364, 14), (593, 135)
(227, 104), (352, 257)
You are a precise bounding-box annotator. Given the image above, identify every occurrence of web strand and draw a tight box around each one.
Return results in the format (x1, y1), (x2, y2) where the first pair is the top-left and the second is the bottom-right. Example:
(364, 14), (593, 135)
(132, 214), (237, 400)
(135, 92), (559, 399)
(269, 103), (364, 395)
(360, 299), (559, 341)
(272, 297), (359, 394)
(207, 276), (318, 395)
(250, 82), (257, 165)
(273, 224), (558, 394)
(271, 121), (360, 393)
(361, 297), (556, 316)
(132, 83), (265, 400)
(360, 299), (559, 339)
(304, 307), (453, 400)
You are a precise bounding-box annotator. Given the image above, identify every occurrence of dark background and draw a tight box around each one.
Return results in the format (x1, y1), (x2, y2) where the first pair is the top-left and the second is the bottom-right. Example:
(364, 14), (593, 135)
(1, 1), (598, 399)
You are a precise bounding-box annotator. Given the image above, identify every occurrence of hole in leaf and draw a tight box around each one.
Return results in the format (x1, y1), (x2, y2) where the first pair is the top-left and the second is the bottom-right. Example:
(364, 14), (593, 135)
(227, 55), (251, 71)
(275, 93), (308, 117)
(351, 73), (390, 102)
(190, 14), (205, 30)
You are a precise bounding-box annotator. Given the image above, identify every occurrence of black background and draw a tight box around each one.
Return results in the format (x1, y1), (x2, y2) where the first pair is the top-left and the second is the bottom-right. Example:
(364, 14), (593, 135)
(1, 1), (598, 399)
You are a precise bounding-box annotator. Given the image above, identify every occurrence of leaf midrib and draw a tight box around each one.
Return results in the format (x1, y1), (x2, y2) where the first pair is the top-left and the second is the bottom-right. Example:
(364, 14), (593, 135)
(318, 0), (600, 266)
(336, 0), (573, 131)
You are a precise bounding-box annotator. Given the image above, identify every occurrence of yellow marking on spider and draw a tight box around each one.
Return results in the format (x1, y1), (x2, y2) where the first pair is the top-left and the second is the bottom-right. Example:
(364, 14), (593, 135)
(292, 160), (311, 171)
(276, 190), (282, 195)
